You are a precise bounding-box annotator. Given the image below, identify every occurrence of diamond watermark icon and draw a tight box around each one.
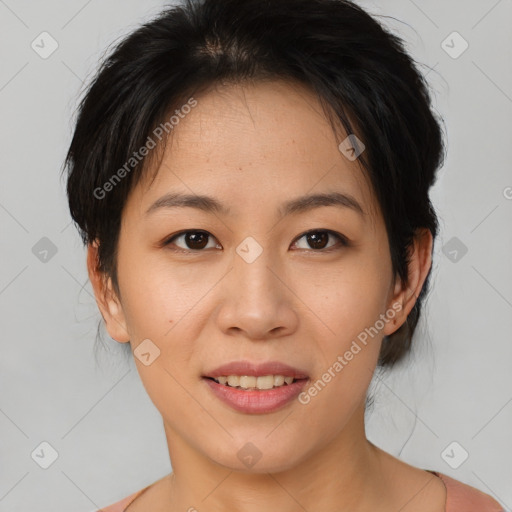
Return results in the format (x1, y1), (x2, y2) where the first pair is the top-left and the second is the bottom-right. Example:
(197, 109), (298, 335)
(236, 236), (263, 264)
(237, 442), (262, 468)
(338, 134), (365, 161)
(442, 236), (468, 263)
(134, 338), (161, 366)
(441, 441), (469, 469)
(32, 236), (58, 263)
(441, 31), (468, 59)
(31, 441), (59, 469)
(31, 31), (59, 59)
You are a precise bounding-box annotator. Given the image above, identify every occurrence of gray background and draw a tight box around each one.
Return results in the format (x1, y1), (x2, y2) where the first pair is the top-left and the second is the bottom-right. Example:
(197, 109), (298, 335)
(0, 0), (511, 510)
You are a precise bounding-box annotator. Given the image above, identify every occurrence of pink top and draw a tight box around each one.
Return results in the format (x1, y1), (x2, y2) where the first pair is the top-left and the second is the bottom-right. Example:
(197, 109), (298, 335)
(98, 471), (504, 511)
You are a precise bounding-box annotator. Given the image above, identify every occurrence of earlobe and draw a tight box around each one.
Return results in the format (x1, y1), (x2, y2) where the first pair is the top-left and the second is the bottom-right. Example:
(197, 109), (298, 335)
(86, 241), (130, 343)
(383, 229), (433, 336)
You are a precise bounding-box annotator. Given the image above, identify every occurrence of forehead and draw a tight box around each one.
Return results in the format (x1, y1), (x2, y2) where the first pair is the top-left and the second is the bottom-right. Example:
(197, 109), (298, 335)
(129, 80), (379, 223)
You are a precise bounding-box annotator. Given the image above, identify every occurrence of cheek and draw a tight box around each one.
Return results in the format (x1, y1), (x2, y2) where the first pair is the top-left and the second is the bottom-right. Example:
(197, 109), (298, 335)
(117, 250), (204, 336)
(121, 268), (207, 420)
(295, 270), (386, 425)
(298, 255), (391, 343)
(292, 254), (391, 413)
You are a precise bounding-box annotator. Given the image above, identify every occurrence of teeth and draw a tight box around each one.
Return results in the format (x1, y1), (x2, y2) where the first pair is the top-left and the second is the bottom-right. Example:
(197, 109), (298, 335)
(274, 375), (285, 386)
(256, 375), (274, 389)
(240, 376), (257, 388)
(212, 375), (297, 390)
(227, 375), (239, 387)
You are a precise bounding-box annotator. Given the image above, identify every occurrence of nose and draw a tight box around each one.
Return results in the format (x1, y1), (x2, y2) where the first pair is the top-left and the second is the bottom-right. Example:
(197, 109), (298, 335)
(214, 243), (299, 341)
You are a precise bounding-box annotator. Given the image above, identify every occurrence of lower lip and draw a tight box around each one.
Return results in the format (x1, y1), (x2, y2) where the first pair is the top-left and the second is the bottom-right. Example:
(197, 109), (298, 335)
(203, 377), (309, 414)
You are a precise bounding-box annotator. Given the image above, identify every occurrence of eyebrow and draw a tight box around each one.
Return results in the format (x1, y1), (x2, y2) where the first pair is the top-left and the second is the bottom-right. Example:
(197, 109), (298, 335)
(144, 191), (365, 218)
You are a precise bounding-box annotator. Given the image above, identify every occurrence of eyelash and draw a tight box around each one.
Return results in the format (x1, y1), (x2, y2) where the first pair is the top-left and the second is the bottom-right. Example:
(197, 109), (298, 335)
(161, 229), (349, 253)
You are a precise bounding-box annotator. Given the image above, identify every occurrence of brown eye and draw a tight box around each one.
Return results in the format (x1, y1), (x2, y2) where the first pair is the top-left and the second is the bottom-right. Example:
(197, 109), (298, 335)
(164, 230), (219, 251)
(306, 231), (329, 249)
(163, 229), (347, 253)
(292, 230), (347, 251)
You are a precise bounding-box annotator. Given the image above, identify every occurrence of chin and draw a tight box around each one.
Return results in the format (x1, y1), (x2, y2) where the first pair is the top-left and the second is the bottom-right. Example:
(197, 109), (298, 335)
(207, 435), (307, 474)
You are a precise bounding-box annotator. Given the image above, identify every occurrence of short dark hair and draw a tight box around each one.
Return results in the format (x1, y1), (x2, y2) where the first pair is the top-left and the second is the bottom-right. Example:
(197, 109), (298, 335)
(63, 0), (446, 368)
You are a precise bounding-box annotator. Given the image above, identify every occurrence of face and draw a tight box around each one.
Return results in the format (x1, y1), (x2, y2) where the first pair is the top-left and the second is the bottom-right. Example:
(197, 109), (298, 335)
(89, 80), (423, 474)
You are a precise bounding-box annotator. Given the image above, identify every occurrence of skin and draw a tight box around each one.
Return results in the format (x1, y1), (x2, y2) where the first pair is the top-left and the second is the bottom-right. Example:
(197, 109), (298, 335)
(87, 80), (446, 511)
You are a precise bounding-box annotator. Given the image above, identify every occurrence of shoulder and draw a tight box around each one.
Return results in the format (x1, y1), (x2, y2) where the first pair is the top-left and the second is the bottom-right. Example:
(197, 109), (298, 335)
(431, 471), (505, 512)
(97, 473), (173, 511)
(96, 485), (150, 512)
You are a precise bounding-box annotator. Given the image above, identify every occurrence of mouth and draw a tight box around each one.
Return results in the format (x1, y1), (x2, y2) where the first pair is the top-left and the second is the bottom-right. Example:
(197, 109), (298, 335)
(204, 374), (306, 390)
(202, 361), (310, 413)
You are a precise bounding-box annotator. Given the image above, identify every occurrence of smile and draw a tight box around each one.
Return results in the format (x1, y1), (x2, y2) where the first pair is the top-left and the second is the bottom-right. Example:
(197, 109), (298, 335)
(210, 374), (297, 390)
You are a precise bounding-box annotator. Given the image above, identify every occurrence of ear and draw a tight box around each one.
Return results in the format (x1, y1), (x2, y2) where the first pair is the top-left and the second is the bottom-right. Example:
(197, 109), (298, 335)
(383, 228), (433, 337)
(86, 240), (130, 343)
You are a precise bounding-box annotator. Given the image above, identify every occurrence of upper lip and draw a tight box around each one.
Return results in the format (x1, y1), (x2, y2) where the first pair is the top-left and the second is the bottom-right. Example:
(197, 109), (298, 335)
(203, 360), (309, 379)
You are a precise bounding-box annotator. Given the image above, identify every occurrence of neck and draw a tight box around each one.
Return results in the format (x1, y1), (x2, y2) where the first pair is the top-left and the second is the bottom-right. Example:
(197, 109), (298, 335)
(163, 403), (387, 512)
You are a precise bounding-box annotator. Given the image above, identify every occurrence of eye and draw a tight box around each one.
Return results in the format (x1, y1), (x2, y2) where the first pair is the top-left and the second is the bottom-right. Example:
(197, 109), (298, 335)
(162, 229), (348, 253)
(291, 229), (348, 251)
(163, 230), (220, 252)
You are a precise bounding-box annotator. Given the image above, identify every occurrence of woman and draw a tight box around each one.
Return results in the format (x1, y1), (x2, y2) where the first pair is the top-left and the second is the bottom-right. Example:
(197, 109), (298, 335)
(64, 0), (504, 510)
